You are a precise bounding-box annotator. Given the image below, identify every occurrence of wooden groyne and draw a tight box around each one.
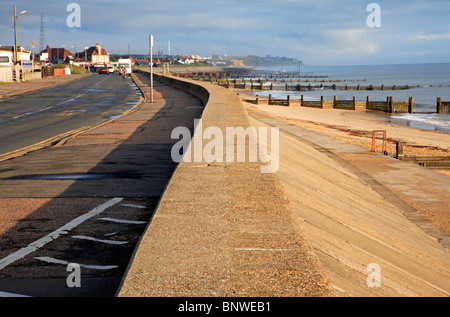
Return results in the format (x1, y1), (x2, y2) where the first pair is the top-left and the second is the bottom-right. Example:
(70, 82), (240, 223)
(395, 142), (450, 169)
(176, 71), (331, 80)
(437, 97), (450, 114)
(245, 95), (450, 115)
(244, 94), (416, 114)
(214, 79), (410, 92)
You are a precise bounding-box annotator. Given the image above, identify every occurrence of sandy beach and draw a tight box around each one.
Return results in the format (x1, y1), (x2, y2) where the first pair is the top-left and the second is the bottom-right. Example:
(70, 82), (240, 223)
(237, 90), (450, 177)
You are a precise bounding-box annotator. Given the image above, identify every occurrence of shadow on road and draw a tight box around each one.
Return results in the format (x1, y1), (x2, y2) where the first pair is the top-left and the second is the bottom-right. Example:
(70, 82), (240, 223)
(0, 74), (204, 297)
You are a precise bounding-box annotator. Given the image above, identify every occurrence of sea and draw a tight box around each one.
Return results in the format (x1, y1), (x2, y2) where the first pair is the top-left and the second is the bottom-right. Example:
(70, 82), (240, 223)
(250, 63), (450, 133)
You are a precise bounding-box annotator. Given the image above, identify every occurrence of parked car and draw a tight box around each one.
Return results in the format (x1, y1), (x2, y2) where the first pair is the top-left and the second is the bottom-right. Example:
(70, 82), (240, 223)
(107, 65), (114, 73)
(98, 67), (109, 75)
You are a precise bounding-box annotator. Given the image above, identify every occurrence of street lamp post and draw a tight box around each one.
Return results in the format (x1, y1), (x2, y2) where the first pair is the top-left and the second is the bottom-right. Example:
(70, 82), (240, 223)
(150, 34), (154, 103)
(13, 6), (27, 65)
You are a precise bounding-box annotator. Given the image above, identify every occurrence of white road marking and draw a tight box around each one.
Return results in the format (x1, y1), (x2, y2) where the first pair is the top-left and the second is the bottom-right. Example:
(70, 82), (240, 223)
(99, 217), (147, 225)
(72, 235), (128, 245)
(0, 198), (123, 271)
(104, 232), (118, 237)
(0, 291), (31, 298)
(35, 256), (118, 270)
(121, 203), (147, 209)
(57, 98), (75, 105)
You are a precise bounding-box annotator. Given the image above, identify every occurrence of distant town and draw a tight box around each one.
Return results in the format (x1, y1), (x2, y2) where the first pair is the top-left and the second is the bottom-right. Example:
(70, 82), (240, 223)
(0, 42), (302, 83)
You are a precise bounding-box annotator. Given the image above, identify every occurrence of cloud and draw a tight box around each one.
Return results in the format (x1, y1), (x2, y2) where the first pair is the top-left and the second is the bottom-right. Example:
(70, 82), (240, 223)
(413, 32), (450, 41)
(1, 0), (449, 65)
(324, 29), (379, 55)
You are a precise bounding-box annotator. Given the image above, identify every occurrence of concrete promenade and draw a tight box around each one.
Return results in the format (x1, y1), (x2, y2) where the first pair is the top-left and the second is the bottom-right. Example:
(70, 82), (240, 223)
(0, 71), (449, 297)
(118, 71), (450, 297)
(117, 72), (334, 296)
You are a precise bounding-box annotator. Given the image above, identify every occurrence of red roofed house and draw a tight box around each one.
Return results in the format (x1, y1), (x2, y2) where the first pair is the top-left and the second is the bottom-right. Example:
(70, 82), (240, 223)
(40, 45), (74, 63)
(75, 44), (110, 66)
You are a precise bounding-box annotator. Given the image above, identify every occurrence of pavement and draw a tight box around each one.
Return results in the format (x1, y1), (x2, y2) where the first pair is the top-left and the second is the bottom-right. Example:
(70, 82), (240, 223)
(0, 72), (449, 297)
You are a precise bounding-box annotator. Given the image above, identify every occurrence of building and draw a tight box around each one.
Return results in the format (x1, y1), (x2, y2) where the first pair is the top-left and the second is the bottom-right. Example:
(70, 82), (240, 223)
(154, 57), (174, 66)
(75, 44), (110, 67)
(0, 51), (13, 67)
(0, 46), (31, 64)
(39, 45), (75, 64)
(134, 57), (150, 65)
(177, 56), (197, 65)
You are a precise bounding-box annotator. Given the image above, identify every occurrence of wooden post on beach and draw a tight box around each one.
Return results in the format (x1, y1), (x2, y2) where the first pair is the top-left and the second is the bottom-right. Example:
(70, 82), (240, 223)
(321, 96), (324, 108)
(334, 95), (337, 108)
(300, 95), (304, 107)
(437, 97), (442, 113)
(367, 96), (370, 108)
(389, 96), (394, 113)
(269, 94), (272, 105)
(409, 97), (414, 114)
(287, 95), (290, 106)
(396, 142), (404, 160)
(353, 96), (356, 109)
(255, 95), (259, 105)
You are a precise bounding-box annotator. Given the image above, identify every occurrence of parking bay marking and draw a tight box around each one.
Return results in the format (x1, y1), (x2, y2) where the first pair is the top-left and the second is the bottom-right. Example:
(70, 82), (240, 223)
(98, 217), (147, 225)
(35, 256), (118, 270)
(72, 235), (128, 245)
(0, 198), (123, 271)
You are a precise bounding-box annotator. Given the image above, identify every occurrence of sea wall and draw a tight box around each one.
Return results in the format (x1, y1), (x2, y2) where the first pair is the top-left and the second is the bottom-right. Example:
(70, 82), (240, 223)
(118, 70), (334, 296)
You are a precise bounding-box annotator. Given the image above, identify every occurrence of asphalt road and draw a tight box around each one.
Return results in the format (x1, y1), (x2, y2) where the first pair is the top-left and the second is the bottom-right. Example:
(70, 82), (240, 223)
(0, 76), (204, 297)
(0, 73), (142, 159)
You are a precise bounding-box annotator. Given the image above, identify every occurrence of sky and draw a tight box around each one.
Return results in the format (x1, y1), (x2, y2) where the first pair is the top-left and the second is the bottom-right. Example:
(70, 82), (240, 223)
(1, 0), (449, 66)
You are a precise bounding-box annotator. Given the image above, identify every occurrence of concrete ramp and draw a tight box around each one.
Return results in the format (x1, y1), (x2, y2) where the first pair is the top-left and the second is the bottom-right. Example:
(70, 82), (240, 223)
(250, 114), (450, 296)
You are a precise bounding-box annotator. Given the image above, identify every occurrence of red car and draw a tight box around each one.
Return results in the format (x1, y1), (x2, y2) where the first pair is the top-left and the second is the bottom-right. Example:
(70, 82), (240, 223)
(98, 67), (109, 75)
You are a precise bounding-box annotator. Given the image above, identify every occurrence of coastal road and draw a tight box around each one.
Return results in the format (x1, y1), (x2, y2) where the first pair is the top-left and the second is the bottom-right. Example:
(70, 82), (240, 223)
(0, 75), (204, 297)
(0, 74), (142, 160)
